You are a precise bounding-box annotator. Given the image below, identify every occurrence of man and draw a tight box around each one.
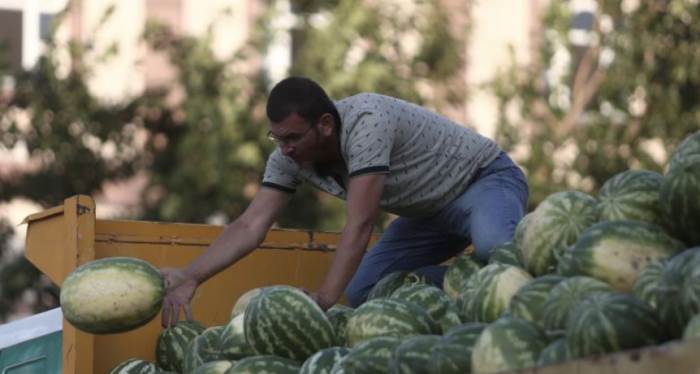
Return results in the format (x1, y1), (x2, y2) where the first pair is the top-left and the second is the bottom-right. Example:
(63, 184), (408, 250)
(160, 76), (528, 326)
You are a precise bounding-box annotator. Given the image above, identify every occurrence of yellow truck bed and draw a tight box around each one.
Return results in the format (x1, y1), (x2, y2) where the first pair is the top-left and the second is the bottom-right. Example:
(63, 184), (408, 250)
(22, 195), (700, 373)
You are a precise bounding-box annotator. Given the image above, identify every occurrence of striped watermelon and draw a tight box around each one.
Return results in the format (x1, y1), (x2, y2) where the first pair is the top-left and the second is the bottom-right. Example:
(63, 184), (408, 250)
(471, 316), (548, 373)
(512, 212), (533, 250)
(567, 220), (685, 292)
(457, 264), (533, 323)
(555, 245), (576, 276)
(632, 258), (667, 309)
(299, 347), (350, 374)
(367, 271), (424, 301)
(219, 313), (255, 360)
(431, 322), (486, 373)
(326, 304), (353, 346)
(155, 320), (205, 372)
(487, 241), (524, 267)
(345, 298), (440, 347)
(390, 283), (459, 332)
(683, 314), (700, 340)
(442, 254), (481, 300)
(330, 336), (401, 373)
(190, 360), (233, 374)
(108, 358), (160, 374)
(229, 355), (301, 373)
(183, 326), (226, 373)
(230, 288), (262, 318)
(597, 170), (664, 224)
(244, 286), (336, 361)
(60, 257), (164, 334)
(660, 161), (700, 246)
(520, 191), (598, 276)
(536, 338), (569, 367)
(507, 275), (565, 328)
(657, 248), (700, 338)
(541, 276), (612, 337)
(667, 129), (700, 173)
(566, 292), (664, 358)
(387, 335), (441, 374)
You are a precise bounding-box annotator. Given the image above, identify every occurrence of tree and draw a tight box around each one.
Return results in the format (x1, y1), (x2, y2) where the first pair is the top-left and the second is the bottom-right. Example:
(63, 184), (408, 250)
(491, 0), (700, 208)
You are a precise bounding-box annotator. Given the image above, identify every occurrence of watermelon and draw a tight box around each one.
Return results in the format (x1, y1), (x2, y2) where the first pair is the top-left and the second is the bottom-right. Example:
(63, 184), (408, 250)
(683, 314), (700, 340)
(190, 360), (233, 374)
(330, 336), (401, 373)
(108, 358), (160, 374)
(219, 313), (255, 360)
(244, 285), (336, 361)
(230, 288), (262, 318)
(299, 347), (350, 374)
(487, 241), (524, 267)
(660, 161), (700, 246)
(326, 304), (353, 346)
(155, 320), (205, 372)
(345, 298), (440, 347)
(597, 170), (664, 224)
(442, 254), (481, 300)
(567, 220), (685, 292)
(387, 335), (441, 374)
(507, 275), (565, 328)
(183, 326), (226, 373)
(667, 129), (700, 174)
(541, 276), (612, 337)
(512, 212), (533, 250)
(536, 338), (569, 367)
(657, 248), (700, 338)
(432, 322), (486, 373)
(566, 292), (665, 358)
(555, 245), (576, 276)
(60, 257), (164, 334)
(229, 355), (301, 373)
(390, 283), (457, 331)
(471, 316), (548, 373)
(367, 271), (424, 301)
(438, 306), (463, 333)
(457, 264), (533, 323)
(632, 258), (667, 309)
(520, 191), (598, 276)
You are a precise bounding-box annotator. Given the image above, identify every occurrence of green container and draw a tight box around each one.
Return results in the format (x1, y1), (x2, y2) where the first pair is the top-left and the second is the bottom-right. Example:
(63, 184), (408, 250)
(0, 308), (62, 374)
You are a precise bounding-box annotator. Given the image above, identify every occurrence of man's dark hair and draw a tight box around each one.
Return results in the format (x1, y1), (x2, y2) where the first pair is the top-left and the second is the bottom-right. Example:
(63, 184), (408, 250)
(266, 77), (341, 129)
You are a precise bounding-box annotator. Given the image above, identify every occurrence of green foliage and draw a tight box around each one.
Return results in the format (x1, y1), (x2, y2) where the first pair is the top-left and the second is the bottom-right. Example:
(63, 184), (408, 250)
(491, 0), (700, 208)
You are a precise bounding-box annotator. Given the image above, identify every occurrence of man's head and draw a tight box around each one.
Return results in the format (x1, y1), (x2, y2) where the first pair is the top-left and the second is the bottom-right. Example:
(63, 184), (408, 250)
(266, 77), (342, 169)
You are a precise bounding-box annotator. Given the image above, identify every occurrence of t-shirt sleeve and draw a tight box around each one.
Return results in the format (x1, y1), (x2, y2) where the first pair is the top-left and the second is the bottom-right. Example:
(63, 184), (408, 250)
(261, 149), (301, 193)
(344, 110), (395, 178)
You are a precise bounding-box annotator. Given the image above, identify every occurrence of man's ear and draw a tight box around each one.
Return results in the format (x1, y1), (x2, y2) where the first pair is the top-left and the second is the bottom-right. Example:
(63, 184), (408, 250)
(319, 113), (336, 136)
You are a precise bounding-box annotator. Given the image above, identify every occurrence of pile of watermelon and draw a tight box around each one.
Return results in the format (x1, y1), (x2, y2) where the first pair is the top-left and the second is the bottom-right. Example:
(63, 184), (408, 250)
(100, 130), (700, 373)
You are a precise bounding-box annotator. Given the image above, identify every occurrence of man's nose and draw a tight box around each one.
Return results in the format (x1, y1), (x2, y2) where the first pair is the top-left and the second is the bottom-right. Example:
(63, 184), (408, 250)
(281, 143), (294, 156)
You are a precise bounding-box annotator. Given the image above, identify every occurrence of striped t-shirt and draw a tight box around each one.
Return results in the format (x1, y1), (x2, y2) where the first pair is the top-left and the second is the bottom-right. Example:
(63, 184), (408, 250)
(262, 93), (501, 218)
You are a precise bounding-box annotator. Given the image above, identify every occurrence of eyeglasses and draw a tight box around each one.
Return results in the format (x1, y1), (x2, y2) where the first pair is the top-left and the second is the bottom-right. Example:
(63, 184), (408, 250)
(267, 126), (314, 146)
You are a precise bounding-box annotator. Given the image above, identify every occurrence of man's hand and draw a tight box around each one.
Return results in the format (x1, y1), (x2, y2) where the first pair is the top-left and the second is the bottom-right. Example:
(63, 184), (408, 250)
(160, 268), (198, 327)
(307, 290), (336, 311)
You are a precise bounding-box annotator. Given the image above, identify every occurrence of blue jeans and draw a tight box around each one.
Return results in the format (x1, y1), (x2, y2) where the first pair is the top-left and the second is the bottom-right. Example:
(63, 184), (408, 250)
(344, 151), (528, 307)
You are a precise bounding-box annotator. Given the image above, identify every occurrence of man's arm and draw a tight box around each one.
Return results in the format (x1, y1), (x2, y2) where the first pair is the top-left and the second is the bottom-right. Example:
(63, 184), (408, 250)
(314, 173), (385, 309)
(161, 186), (291, 326)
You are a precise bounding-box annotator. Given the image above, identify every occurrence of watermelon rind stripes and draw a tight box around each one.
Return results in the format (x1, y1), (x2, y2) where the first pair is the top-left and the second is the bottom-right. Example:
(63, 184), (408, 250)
(108, 358), (160, 374)
(520, 191), (598, 276)
(565, 292), (665, 359)
(457, 264), (533, 323)
(183, 326), (226, 373)
(60, 256), (165, 334)
(471, 316), (548, 373)
(536, 337), (569, 367)
(507, 274), (565, 328)
(345, 298), (439, 347)
(541, 276), (612, 338)
(660, 161), (700, 247)
(299, 347), (350, 374)
(330, 336), (401, 373)
(229, 355), (301, 374)
(442, 254), (481, 300)
(156, 319), (205, 372)
(632, 258), (667, 310)
(597, 169), (664, 225)
(244, 286), (336, 361)
(567, 220), (685, 292)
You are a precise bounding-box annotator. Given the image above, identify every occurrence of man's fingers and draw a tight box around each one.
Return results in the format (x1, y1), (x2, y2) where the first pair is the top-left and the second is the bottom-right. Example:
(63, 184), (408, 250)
(172, 305), (181, 326)
(161, 301), (171, 328)
(184, 304), (193, 321)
